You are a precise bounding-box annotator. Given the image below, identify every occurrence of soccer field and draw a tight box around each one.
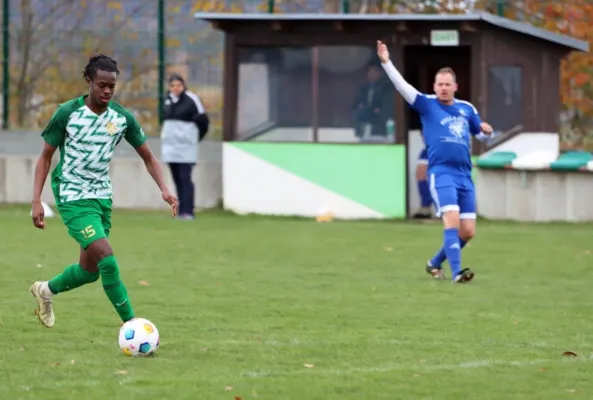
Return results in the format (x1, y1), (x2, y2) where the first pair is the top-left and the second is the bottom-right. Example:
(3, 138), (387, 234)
(1, 205), (592, 400)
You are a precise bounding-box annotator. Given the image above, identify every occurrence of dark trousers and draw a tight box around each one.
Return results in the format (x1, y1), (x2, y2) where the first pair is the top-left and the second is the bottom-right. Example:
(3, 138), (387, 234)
(168, 163), (195, 216)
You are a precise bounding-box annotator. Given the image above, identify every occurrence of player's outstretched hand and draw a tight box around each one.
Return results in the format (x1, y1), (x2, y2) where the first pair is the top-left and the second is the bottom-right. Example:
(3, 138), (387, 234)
(31, 200), (45, 229)
(376, 40), (390, 64)
(162, 190), (178, 218)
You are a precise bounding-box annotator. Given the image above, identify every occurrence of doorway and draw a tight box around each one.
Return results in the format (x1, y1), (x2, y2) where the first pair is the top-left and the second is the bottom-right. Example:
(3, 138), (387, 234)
(402, 45), (472, 217)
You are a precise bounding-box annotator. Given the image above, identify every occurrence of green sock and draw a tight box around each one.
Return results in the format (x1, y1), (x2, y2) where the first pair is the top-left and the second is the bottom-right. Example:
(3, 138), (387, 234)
(97, 255), (135, 322)
(48, 264), (100, 294)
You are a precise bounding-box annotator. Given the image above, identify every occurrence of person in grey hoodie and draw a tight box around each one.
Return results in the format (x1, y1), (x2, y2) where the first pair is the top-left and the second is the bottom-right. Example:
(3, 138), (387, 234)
(160, 74), (209, 220)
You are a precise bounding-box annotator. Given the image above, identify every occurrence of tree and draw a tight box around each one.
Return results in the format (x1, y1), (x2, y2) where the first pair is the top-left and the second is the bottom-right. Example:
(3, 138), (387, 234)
(477, 0), (593, 148)
(162, 0), (246, 139)
(10, 0), (152, 128)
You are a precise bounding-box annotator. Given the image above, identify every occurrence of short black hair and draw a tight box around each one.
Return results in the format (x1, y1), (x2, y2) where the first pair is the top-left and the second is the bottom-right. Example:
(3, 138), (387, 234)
(83, 53), (119, 81)
(168, 73), (185, 85)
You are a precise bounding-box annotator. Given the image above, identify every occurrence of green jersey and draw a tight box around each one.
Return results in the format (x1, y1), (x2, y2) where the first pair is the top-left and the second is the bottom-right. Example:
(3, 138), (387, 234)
(41, 96), (147, 204)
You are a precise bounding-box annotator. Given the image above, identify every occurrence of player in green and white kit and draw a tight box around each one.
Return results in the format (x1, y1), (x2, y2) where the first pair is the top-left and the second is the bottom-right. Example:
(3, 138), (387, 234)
(30, 54), (178, 327)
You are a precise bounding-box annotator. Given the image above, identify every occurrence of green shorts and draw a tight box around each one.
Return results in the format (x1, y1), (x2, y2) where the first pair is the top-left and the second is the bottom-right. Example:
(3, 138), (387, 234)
(57, 199), (112, 249)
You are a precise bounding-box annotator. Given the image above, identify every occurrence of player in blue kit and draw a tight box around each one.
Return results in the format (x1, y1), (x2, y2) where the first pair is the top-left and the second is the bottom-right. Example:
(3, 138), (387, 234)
(413, 146), (433, 219)
(377, 41), (495, 283)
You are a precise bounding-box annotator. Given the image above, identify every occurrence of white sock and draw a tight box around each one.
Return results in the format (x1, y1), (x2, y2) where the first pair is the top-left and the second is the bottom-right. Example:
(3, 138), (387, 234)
(40, 281), (53, 298)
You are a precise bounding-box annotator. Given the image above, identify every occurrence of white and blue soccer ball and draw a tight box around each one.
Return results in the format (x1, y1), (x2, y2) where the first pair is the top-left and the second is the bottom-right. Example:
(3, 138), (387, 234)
(118, 318), (160, 357)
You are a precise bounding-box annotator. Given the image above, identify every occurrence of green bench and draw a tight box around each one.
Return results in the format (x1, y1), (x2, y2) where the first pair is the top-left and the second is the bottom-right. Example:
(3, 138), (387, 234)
(549, 151), (593, 171)
(476, 151), (517, 169)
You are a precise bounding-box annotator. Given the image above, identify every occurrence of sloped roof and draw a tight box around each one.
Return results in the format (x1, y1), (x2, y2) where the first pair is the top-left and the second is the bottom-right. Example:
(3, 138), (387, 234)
(194, 11), (588, 52)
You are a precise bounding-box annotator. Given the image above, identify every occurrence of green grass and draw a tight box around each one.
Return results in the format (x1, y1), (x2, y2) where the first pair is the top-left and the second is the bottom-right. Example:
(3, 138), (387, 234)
(1, 205), (593, 400)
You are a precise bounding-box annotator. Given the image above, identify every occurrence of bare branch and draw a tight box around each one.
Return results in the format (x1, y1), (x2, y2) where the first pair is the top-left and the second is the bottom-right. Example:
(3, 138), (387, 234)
(12, 0), (155, 125)
(31, 0), (78, 30)
(27, 3), (152, 86)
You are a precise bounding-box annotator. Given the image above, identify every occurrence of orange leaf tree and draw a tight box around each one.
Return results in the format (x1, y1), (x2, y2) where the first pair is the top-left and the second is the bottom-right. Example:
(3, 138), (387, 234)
(478, 0), (593, 147)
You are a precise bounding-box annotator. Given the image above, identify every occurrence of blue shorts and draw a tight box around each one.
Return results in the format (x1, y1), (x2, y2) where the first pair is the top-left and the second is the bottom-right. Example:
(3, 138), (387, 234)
(429, 173), (476, 219)
(418, 148), (428, 165)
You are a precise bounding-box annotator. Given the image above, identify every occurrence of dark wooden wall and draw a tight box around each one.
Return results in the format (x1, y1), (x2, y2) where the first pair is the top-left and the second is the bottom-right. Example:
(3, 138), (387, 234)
(480, 25), (568, 134)
(220, 20), (570, 146)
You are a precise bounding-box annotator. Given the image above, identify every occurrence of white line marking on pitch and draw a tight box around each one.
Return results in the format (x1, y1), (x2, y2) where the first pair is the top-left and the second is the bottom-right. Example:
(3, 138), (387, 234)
(241, 355), (593, 378)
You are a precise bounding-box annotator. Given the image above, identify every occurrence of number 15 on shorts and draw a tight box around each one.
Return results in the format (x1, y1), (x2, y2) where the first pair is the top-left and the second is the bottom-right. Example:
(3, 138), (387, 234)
(80, 225), (96, 239)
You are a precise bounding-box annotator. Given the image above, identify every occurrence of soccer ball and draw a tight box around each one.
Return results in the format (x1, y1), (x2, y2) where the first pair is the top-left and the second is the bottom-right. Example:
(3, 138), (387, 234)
(118, 318), (160, 357)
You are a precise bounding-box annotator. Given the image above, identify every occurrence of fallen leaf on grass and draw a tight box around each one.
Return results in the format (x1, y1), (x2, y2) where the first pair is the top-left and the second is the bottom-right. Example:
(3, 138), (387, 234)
(225, 386), (233, 391)
(138, 280), (150, 286)
(234, 397), (243, 400)
(303, 363), (315, 368)
(562, 351), (577, 357)
(52, 362), (60, 367)
(115, 370), (128, 375)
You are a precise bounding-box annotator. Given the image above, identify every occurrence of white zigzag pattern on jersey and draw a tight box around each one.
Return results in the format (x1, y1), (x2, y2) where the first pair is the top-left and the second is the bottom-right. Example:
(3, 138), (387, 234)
(59, 106), (128, 203)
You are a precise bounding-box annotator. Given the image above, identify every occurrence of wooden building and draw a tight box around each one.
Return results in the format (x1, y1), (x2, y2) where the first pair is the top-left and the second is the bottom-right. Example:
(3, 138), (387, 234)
(194, 12), (588, 219)
(196, 11), (587, 148)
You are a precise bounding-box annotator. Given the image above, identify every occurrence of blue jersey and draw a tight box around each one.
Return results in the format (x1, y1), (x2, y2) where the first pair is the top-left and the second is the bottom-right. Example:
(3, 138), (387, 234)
(411, 94), (482, 176)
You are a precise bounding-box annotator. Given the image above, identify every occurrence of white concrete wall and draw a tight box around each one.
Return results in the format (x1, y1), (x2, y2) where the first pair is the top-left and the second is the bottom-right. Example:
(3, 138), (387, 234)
(0, 141), (222, 210)
(482, 132), (559, 158)
(477, 169), (593, 222)
(407, 129), (424, 215)
(223, 143), (385, 219)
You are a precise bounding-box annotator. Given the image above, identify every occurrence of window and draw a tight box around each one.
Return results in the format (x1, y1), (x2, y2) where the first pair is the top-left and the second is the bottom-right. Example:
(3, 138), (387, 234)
(236, 45), (395, 143)
(236, 46), (313, 142)
(487, 66), (523, 132)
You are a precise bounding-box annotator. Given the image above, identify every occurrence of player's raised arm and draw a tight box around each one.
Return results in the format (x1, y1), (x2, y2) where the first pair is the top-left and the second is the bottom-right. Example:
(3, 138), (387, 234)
(376, 40), (419, 105)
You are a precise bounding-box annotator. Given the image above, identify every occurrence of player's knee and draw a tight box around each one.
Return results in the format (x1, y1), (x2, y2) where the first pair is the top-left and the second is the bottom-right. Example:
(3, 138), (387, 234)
(441, 210), (460, 229)
(416, 164), (428, 181)
(88, 239), (118, 281)
(460, 226), (476, 241)
(77, 258), (101, 284)
(79, 249), (100, 274)
(86, 238), (114, 263)
(459, 220), (476, 241)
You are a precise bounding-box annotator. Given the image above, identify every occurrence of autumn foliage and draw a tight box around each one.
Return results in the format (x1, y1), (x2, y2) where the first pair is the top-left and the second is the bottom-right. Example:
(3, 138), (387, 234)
(6, 0), (593, 147)
(476, 0), (593, 147)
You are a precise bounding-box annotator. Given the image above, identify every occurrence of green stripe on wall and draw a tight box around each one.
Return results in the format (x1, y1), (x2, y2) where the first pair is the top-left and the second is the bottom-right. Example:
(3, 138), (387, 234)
(232, 142), (406, 218)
